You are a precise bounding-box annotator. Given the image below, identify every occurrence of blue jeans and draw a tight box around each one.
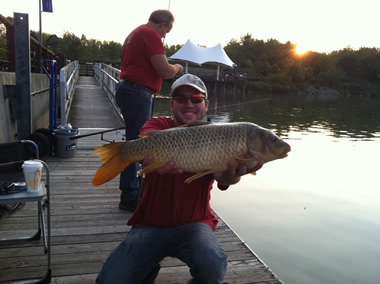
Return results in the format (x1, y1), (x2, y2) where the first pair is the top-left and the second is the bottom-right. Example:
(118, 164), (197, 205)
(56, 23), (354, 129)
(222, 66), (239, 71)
(115, 81), (152, 201)
(96, 222), (228, 284)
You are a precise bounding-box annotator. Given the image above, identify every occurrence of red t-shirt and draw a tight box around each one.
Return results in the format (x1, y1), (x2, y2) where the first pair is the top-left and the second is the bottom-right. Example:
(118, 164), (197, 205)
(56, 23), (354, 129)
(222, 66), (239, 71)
(127, 117), (219, 229)
(120, 25), (166, 93)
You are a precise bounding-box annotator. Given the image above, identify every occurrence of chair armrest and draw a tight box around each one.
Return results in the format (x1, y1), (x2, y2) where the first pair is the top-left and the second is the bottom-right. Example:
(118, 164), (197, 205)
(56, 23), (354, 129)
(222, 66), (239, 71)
(0, 160), (23, 173)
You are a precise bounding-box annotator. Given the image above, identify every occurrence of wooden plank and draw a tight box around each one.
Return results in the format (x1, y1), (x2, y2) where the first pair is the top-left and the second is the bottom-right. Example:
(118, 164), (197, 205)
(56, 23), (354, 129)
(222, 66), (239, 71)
(0, 78), (282, 283)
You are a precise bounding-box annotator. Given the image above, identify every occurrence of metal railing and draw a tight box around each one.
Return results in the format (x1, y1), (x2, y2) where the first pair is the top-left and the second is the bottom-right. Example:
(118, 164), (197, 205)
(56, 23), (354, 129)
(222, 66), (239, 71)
(94, 63), (123, 124)
(59, 61), (79, 125)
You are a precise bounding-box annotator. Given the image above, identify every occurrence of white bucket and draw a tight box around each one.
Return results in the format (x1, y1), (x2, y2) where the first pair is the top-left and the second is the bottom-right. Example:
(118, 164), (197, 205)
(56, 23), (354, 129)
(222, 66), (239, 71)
(22, 160), (43, 192)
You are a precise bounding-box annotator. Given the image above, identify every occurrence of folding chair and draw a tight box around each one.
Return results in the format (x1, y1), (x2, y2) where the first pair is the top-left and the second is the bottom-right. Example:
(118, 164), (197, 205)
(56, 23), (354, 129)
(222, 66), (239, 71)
(0, 140), (51, 283)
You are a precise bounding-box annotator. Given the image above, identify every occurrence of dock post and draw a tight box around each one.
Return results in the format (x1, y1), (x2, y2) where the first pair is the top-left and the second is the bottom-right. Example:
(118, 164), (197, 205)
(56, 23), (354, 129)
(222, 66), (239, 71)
(14, 12), (32, 140)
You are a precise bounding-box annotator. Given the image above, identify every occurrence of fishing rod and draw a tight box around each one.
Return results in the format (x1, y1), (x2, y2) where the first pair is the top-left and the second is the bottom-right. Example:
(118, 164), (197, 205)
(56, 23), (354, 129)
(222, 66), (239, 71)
(208, 97), (272, 111)
(162, 0), (171, 46)
(153, 0), (171, 117)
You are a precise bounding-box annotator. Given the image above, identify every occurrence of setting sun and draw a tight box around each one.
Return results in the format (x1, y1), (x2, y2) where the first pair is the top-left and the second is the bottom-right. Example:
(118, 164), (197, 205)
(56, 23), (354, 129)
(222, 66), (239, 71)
(295, 44), (309, 55)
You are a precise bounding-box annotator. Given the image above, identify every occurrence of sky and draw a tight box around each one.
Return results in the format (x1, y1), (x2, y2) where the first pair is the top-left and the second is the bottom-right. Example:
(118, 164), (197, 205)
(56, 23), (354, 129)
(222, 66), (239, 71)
(2, 0), (380, 53)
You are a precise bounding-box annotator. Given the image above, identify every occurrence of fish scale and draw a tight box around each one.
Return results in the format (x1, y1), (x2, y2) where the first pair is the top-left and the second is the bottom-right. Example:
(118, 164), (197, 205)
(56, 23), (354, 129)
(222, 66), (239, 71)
(92, 122), (291, 186)
(136, 124), (247, 172)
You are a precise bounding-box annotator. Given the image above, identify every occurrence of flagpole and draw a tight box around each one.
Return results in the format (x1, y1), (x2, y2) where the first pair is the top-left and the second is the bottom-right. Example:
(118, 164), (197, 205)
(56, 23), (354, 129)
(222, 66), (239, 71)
(39, 0), (42, 43)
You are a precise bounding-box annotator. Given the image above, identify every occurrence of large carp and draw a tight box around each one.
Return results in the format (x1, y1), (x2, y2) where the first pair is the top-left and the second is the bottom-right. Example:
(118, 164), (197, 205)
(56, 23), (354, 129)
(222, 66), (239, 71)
(92, 121), (291, 186)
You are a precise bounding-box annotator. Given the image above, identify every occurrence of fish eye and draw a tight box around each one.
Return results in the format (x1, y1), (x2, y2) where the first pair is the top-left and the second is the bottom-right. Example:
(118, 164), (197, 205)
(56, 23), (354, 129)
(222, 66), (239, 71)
(272, 135), (279, 142)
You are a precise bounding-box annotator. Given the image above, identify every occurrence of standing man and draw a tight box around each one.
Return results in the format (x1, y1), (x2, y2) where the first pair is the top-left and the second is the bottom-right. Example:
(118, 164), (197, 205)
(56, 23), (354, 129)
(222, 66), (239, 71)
(116, 9), (183, 211)
(96, 74), (263, 283)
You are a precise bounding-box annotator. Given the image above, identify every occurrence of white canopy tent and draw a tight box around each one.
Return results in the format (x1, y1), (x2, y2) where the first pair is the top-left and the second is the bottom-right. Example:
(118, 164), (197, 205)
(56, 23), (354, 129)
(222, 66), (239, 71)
(168, 39), (236, 80)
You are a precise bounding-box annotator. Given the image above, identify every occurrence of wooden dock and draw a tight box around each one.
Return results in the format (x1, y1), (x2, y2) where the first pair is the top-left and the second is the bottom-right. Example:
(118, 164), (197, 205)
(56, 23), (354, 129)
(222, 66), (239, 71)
(0, 76), (282, 283)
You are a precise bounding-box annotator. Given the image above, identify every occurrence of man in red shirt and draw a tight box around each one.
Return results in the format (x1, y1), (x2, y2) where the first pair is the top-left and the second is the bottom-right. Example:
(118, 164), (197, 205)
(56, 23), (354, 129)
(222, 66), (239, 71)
(116, 10), (183, 211)
(96, 74), (263, 283)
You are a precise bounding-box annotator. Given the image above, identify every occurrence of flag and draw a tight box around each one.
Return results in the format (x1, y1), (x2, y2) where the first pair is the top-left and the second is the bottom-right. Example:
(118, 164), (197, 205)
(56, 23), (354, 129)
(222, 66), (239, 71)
(42, 0), (53, 13)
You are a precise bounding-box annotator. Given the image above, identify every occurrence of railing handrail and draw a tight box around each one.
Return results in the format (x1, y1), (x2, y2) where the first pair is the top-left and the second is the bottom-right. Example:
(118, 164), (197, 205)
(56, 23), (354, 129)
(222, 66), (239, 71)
(101, 69), (119, 84)
(59, 61), (79, 125)
(94, 63), (123, 125)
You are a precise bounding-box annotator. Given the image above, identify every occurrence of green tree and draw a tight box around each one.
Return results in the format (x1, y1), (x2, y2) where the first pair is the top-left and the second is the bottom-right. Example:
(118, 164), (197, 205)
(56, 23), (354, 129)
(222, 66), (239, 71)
(224, 39), (243, 66)
(336, 52), (360, 78)
(86, 38), (102, 61)
(164, 44), (182, 57)
(59, 32), (82, 61)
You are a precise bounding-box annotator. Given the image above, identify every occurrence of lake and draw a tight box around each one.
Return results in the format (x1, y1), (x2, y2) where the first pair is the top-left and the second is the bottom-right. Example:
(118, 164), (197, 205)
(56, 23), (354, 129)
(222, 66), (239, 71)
(153, 88), (380, 284)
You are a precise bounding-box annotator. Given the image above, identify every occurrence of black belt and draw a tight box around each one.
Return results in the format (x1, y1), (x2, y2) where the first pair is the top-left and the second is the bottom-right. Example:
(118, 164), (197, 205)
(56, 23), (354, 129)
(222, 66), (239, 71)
(119, 79), (155, 94)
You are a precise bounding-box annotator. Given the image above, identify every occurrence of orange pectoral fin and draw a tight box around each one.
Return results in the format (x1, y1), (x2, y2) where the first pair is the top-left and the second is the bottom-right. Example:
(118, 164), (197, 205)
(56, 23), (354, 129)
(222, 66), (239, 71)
(184, 170), (214, 184)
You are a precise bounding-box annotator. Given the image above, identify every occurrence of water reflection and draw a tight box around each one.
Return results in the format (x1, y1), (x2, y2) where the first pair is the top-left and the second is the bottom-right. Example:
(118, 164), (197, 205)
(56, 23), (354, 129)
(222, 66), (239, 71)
(212, 130), (380, 284)
(153, 91), (380, 283)
(153, 92), (380, 141)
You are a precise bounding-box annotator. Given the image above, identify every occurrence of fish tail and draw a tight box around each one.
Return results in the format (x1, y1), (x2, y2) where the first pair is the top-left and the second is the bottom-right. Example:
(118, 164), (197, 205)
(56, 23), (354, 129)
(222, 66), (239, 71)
(92, 142), (132, 186)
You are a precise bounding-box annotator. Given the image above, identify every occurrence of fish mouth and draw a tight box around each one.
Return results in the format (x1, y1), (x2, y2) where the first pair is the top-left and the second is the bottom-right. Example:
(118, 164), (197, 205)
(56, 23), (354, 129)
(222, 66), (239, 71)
(253, 147), (289, 163)
(277, 151), (290, 159)
(282, 150), (290, 157)
(275, 144), (291, 159)
(282, 145), (291, 157)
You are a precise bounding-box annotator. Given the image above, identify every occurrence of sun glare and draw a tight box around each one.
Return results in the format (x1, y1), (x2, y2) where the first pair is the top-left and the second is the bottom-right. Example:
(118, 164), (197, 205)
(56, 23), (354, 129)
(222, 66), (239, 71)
(295, 45), (309, 55)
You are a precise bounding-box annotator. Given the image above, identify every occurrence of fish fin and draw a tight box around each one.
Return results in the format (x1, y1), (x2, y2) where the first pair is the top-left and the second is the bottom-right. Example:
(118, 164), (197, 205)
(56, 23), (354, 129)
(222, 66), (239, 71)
(184, 170), (214, 184)
(236, 156), (261, 171)
(138, 130), (166, 138)
(236, 156), (256, 163)
(94, 142), (125, 163)
(138, 132), (151, 138)
(140, 161), (165, 175)
(138, 121), (211, 138)
(92, 143), (132, 186)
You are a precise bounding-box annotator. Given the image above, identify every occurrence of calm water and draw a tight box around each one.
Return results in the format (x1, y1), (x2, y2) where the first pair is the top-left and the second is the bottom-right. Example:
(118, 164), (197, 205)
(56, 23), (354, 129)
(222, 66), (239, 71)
(153, 89), (380, 284)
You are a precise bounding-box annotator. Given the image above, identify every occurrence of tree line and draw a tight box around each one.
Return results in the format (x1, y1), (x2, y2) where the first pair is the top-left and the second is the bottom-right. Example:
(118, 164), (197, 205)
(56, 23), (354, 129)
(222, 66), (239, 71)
(225, 34), (380, 96)
(1, 21), (379, 96)
(41, 31), (380, 97)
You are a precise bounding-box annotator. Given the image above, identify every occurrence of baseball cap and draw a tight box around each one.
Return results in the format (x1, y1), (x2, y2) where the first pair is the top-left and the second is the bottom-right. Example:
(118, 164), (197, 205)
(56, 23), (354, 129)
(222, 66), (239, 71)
(170, 74), (208, 99)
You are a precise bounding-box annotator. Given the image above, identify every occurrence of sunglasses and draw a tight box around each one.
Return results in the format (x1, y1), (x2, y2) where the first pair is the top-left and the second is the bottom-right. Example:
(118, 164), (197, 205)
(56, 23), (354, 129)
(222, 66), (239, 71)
(173, 94), (206, 104)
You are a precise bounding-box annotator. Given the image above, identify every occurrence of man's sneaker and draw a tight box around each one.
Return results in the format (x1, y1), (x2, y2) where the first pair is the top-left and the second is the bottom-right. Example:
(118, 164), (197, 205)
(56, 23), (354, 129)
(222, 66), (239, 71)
(119, 200), (137, 212)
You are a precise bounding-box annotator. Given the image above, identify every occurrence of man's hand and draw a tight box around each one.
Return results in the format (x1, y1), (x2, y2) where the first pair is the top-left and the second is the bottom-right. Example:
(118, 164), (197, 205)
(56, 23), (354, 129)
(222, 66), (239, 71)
(142, 156), (183, 175)
(174, 64), (184, 75)
(214, 160), (263, 190)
